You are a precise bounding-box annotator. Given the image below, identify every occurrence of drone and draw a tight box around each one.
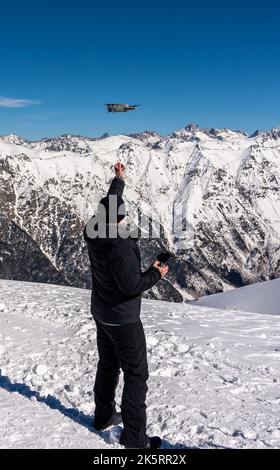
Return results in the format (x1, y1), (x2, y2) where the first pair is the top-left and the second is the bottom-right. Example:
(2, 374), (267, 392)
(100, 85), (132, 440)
(106, 103), (139, 113)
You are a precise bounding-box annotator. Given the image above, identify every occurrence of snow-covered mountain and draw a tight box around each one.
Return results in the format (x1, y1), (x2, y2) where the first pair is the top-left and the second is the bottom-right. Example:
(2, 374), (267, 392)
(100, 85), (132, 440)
(0, 124), (280, 301)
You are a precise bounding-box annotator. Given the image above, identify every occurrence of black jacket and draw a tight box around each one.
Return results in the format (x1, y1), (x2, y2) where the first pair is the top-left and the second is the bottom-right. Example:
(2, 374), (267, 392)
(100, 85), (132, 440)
(84, 176), (161, 324)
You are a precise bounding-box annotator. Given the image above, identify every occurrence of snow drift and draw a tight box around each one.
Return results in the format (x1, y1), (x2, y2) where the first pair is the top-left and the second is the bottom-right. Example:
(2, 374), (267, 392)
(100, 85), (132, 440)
(192, 278), (280, 315)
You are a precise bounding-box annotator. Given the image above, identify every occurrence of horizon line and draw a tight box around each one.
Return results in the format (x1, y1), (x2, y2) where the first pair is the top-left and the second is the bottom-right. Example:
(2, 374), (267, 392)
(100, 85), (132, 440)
(1, 122), (280, 142)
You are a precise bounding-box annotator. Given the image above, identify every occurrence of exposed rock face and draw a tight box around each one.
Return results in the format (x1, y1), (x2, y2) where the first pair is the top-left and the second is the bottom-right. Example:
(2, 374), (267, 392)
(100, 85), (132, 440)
(0, 221), (66, 285)
(0, 124), (279, 302)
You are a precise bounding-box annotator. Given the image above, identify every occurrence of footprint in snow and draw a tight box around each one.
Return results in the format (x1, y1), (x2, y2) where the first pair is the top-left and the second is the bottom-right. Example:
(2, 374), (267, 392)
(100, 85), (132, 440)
(33, 364), (48, 376)
(146, 336), (159, 347)
(174, 343), (191, 354)
(151, 367), (177, 378)
(219, 374), (239, 384)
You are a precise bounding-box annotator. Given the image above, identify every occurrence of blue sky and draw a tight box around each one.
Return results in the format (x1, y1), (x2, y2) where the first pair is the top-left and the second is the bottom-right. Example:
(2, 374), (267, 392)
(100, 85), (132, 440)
(0, 0), (280, 139)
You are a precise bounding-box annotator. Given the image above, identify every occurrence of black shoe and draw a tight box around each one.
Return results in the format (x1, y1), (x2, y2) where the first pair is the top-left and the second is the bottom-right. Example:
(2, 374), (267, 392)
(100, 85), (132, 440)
(146, 436), (162, 449)
(123, 436), (162, 449)
(93, 412), (122, 431)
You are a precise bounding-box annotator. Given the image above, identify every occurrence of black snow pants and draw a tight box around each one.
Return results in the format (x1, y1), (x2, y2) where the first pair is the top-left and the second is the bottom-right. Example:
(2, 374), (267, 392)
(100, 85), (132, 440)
(93, 319), (150, 448)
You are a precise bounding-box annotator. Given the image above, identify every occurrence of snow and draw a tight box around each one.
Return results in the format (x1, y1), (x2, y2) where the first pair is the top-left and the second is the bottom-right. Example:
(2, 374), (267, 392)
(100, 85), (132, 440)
(0, 386), (107, 449)
(192, 278), (280, 315)
(1, 124), (280, 301)
(1, 279), (280, 449)
(1, 124), (279, 228)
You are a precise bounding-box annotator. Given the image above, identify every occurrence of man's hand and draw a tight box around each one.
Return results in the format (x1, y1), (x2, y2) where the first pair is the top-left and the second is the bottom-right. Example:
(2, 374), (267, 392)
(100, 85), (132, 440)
(152, 260), (169, 278)
(114, 162), (125, 178)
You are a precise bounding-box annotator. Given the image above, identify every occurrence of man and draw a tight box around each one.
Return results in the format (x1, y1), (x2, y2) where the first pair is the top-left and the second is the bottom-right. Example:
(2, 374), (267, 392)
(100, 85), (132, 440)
(84, 162), (168, 449)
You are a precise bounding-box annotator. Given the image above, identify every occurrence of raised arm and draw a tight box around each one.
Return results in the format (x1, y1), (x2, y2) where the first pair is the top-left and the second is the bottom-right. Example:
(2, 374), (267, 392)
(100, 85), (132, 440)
(107, 162), (125, 197)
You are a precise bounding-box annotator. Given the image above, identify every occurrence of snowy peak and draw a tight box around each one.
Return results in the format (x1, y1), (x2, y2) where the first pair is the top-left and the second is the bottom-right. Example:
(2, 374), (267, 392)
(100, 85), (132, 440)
(249, 130), (261, 138)
(262, 125), (280, 141)
(0, 133), (27, 145)
(248, 125), (280, 142)
(38, 134), (93, 154)
(128, 130), (162, 143)
(1, 124), (278, 148)
(205, 127), (248, 139)
(166, 123), (248, 143)
(168, 124), (202, 142)
(184, 123), (200, 133)
(98, 132), (111, 140)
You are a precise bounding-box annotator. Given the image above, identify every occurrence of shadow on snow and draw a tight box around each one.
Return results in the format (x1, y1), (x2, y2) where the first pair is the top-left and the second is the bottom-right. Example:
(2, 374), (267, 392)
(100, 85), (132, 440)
(0, 375), (186, 449)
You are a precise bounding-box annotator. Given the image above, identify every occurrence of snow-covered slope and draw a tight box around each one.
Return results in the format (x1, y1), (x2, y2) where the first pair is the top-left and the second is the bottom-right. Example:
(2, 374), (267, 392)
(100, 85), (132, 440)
(192, 278), (280, 315)
(1, 279), (280, 449)
(0, 124), (280, 300)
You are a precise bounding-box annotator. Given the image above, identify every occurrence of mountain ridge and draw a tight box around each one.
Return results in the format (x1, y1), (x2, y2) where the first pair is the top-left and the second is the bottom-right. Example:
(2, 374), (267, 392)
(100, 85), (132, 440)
(4, 121), (280, 144)
(0, 123), (279, 301)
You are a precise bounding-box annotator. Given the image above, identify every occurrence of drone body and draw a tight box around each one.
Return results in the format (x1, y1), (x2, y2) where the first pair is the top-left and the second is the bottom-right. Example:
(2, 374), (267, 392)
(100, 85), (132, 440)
(106, 103), (139, 113)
